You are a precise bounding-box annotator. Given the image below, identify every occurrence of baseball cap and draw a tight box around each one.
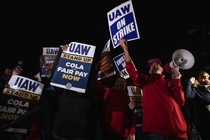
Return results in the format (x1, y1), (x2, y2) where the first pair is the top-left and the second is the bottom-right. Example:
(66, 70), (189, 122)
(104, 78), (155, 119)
(147, 58), (162, 68)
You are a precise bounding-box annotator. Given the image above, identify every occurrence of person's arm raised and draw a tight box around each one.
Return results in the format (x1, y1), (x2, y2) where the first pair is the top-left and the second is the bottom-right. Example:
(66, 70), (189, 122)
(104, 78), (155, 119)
(119, 37), (131, 62)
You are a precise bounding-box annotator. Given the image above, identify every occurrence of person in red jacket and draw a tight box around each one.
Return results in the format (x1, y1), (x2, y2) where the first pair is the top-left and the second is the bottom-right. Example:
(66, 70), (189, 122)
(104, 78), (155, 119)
(119, 38), (188, 140)
(92, 74), (135, 140)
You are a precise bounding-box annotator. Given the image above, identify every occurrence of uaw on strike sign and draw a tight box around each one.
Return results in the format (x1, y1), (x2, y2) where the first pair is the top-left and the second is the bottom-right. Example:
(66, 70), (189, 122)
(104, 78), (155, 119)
(0, 75), (44, 133)
(107, 0), (140, 48)
(50, 42), (96, 93)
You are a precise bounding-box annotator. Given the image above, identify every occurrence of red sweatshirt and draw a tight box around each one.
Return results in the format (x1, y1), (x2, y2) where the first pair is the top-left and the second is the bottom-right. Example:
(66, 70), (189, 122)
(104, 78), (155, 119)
(94, 81), (135, 138)
(126, 60), (187, 138)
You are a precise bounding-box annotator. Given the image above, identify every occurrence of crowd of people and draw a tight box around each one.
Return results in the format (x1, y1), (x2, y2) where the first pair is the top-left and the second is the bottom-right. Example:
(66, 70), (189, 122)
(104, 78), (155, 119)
(0, 38), (209, 140)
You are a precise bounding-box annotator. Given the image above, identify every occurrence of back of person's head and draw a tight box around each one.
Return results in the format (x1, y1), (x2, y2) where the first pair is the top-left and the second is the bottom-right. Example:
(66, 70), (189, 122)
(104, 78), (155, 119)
(114, 76), (127, 92)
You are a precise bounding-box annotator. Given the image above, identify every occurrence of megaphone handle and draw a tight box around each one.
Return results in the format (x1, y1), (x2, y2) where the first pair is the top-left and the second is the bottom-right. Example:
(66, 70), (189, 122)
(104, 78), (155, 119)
(170, 61), (178, 69)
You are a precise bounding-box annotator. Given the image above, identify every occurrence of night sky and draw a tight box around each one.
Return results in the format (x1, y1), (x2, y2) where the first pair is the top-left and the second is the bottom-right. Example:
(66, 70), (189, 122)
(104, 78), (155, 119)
(0, 1), (209, 78)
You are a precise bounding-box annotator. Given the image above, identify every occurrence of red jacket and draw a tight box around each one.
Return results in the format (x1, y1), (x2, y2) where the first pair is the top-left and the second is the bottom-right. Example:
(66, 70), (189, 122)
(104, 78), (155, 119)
(126, 60), (187, 138)
(94, 81), (135, 138)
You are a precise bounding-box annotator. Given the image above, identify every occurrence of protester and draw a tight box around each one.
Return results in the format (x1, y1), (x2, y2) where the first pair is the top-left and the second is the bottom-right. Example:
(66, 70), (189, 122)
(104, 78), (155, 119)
(92, 71), (136, 140)
(0, 57), (57, 140)
(119, 37), (188, 140)
(184, 70), (210, 140)
(49, 44), (97, 140)
(0, 64), (41, 140)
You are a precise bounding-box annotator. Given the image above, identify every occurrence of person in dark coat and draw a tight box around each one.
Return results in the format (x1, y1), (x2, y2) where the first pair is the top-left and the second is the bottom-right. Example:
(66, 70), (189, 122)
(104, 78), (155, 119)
(184, 70), (210, 140)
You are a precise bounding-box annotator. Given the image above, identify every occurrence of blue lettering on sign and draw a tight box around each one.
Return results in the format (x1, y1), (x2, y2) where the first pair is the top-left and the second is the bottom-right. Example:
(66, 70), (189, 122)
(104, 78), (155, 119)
(121, 69), (129, 77)
(69, 43), (91, 55)
(46, 48), (59, 55)
(14, 77), (40, 92)
(131, 86), (135, 93)
(108, 4), (130, 22)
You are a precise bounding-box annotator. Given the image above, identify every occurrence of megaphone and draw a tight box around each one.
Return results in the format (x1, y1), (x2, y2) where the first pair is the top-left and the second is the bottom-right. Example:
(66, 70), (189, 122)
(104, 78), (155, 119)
(169, 49), (195, 70)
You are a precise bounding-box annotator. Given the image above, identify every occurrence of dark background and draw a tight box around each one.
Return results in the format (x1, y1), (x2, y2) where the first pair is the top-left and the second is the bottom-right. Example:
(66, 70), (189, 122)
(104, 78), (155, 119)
(0, 1), (210, 78)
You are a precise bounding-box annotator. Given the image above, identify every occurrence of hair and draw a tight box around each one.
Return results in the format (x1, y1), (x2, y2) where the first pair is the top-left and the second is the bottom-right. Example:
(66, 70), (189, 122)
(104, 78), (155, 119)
(114, 76), (127, 84)
(197, 70), (209, 79)
(193, 70), (210, 87)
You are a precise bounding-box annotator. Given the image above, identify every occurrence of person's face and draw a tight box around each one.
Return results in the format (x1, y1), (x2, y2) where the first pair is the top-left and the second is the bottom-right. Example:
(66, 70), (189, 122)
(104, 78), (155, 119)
(150, 63), (164, 74)
(114, 77), (127, 91)
(198, 73), (210, 85)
